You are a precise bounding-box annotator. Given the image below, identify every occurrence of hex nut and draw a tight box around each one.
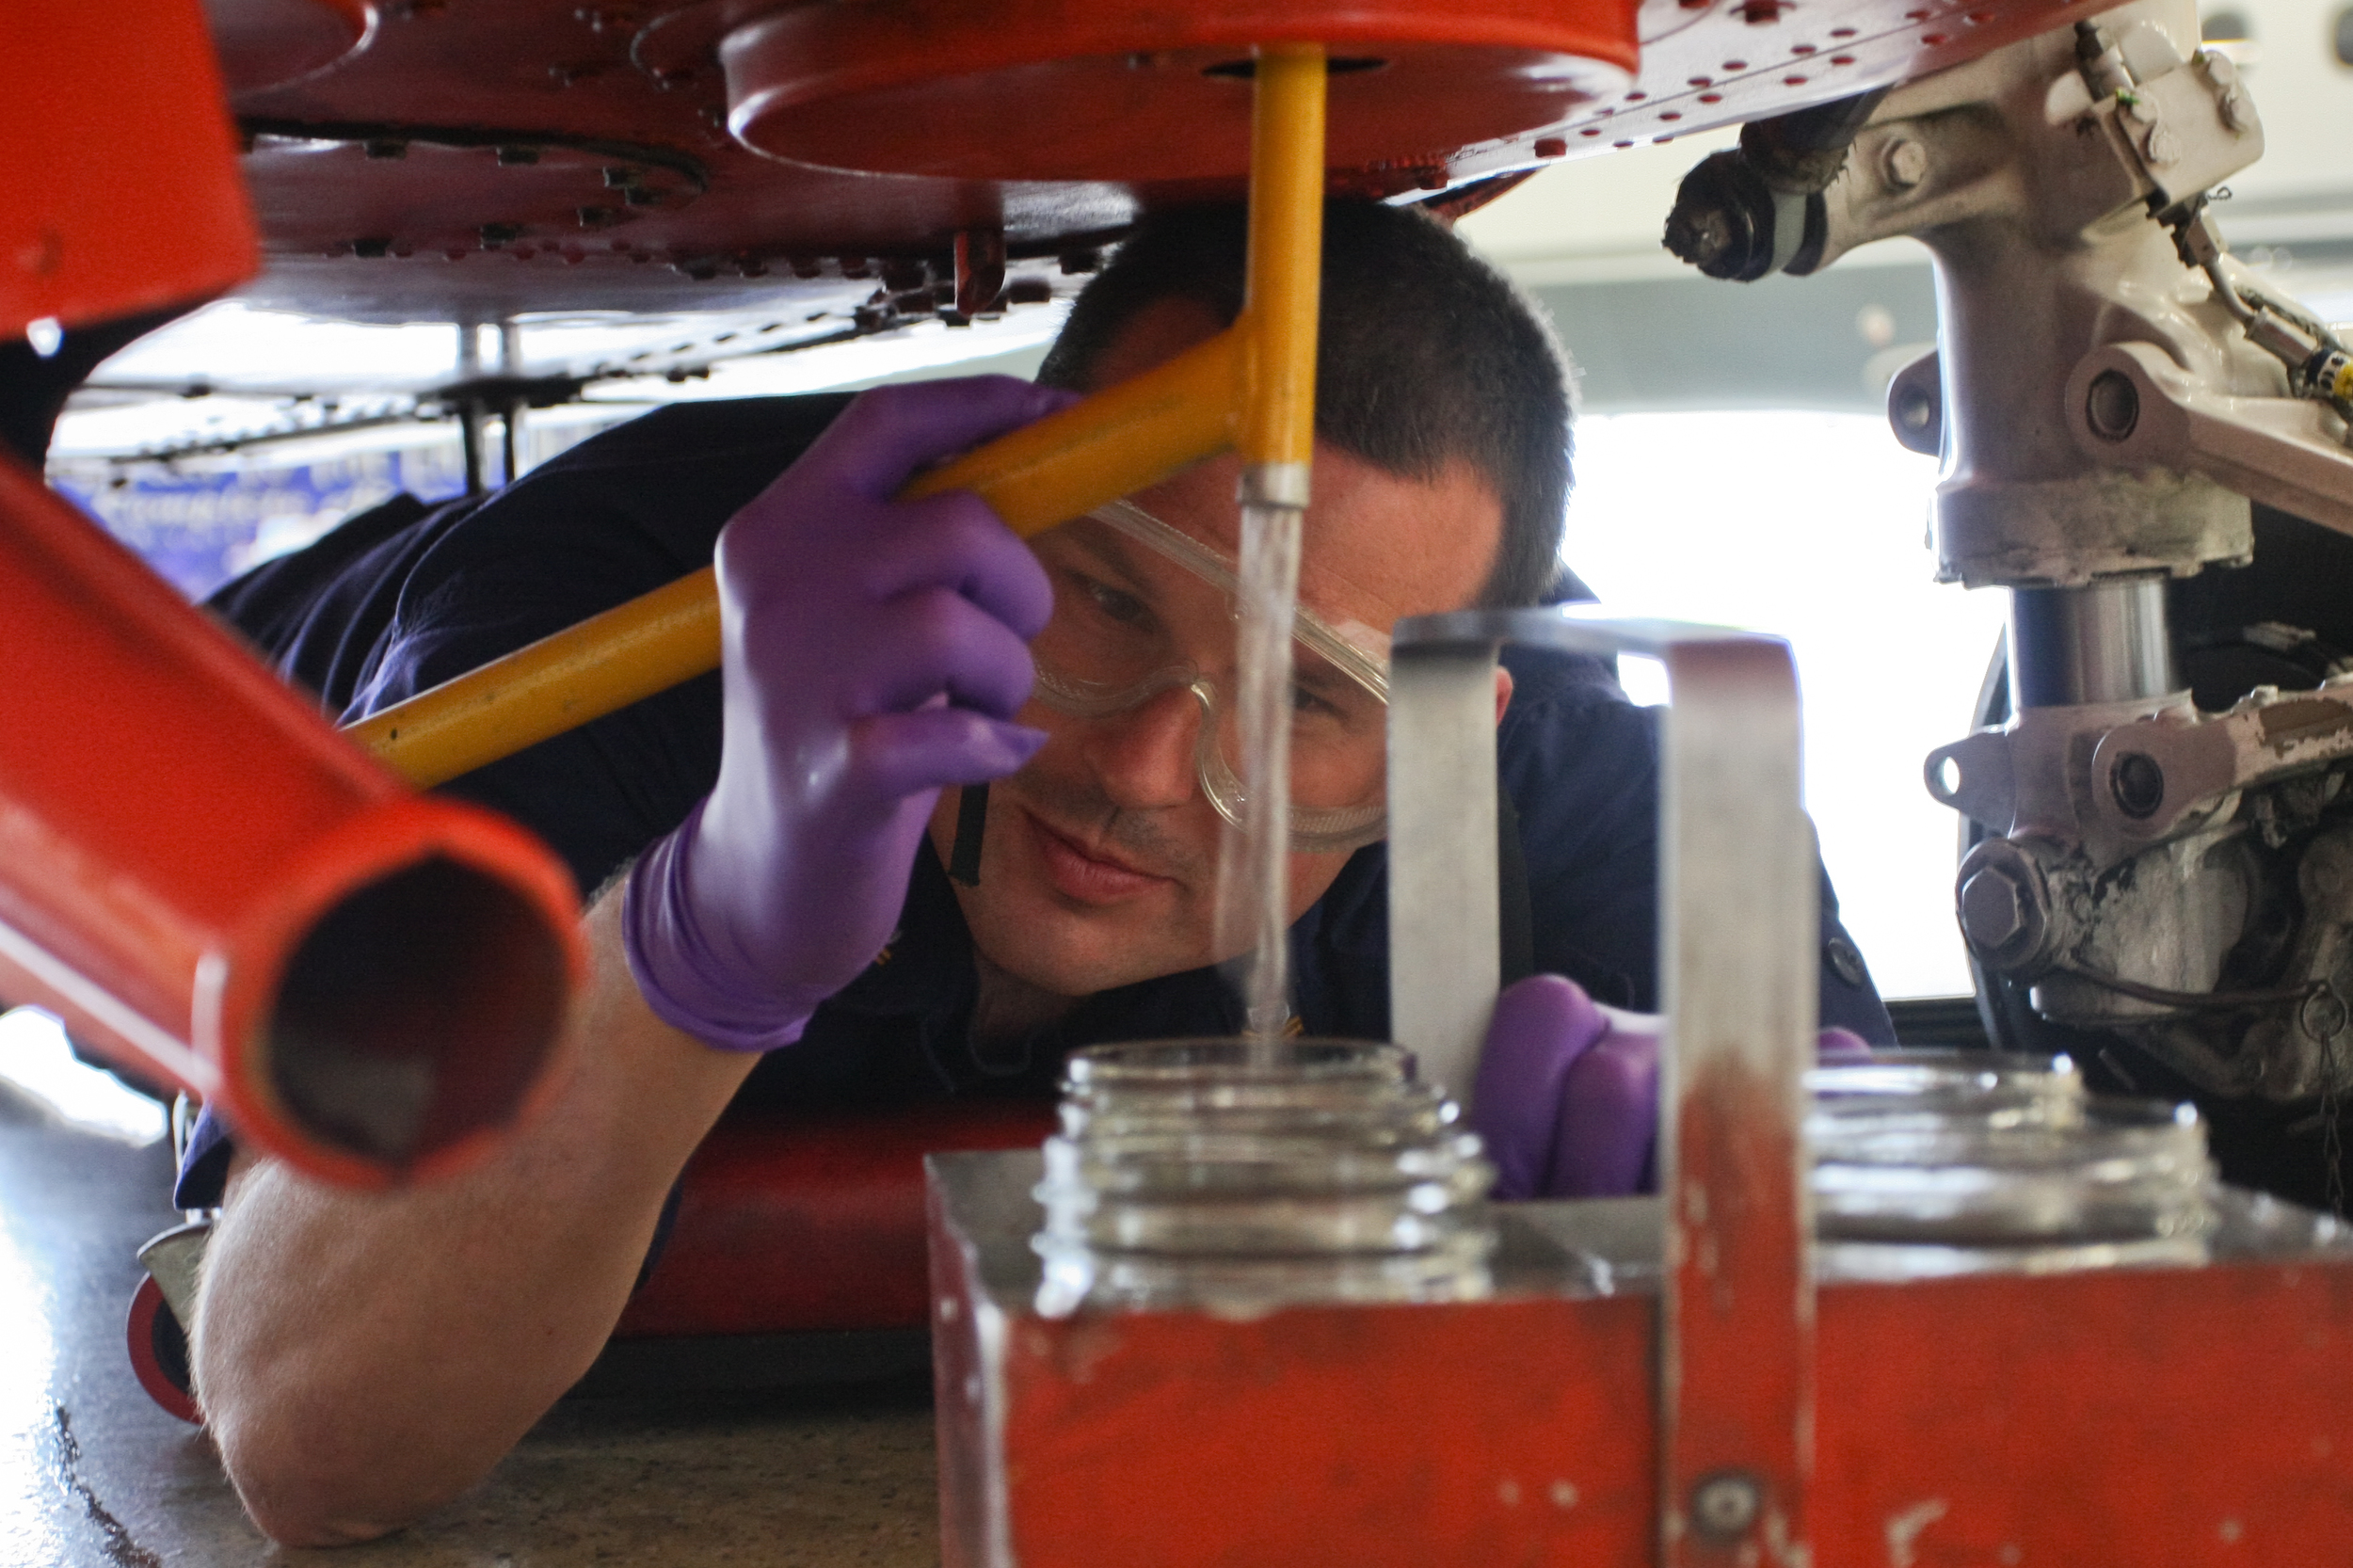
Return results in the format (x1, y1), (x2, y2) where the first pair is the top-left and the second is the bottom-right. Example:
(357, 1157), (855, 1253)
(1960, 868), (2026, 950)
(1883, 137), (1928, 190)
(1954, 838), (2058, 973)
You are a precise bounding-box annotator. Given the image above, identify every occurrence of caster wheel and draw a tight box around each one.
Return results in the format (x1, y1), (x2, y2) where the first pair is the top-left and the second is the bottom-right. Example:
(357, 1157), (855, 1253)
(126, 1273), (200, 1425)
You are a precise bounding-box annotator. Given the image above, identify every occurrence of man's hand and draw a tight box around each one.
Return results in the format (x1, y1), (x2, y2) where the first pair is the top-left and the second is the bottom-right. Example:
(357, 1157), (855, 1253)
(627, 376), (1071, 1050)
(1470, 973), (1871, 1200)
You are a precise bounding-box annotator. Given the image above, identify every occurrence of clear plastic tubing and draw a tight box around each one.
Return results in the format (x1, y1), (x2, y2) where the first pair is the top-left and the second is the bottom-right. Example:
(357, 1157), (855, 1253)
(1032, 1039), (1497, 1317)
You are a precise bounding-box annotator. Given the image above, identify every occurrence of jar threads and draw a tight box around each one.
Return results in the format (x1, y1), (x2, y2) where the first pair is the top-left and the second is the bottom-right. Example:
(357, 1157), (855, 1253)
(1032, 1039), (1497, 1316)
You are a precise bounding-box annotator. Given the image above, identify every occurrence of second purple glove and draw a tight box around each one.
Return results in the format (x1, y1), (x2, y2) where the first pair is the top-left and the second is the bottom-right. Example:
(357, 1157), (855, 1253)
(1470, 973), (1871, 1200)
(626, 376), (1072, 1050)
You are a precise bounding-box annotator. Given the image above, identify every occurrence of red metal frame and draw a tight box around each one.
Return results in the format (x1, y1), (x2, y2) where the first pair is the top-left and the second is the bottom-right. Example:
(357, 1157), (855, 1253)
(193, 0), (2125, 327)
(717, 0), (1636, 184)
(930, 1180), (2353, 1568)
(0, 456), (585, 1186)
(0, 0), (258, 338)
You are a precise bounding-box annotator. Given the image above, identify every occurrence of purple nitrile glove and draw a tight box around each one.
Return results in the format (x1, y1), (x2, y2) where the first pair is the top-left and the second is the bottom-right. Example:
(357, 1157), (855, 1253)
(1470, 973), (1873, 1200)
(625, 376), (1074, 1051)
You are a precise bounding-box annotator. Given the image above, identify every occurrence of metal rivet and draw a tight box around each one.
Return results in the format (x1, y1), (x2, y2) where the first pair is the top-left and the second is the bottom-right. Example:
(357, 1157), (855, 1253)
(1689, 1472), (1763, 1543)
(1826, 934), (1870, 988)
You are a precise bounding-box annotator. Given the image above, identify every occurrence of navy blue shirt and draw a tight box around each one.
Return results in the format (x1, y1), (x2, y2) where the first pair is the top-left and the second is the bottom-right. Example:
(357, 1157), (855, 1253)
(176, 394), (1891, 1207)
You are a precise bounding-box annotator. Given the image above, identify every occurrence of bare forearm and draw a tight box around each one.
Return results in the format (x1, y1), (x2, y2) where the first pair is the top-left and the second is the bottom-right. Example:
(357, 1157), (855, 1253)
(192, 888), (757, 1545)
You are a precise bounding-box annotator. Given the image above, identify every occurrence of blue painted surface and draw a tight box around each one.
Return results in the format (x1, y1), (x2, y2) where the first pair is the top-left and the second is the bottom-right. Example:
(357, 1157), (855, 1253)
(47, 444), (470, 601)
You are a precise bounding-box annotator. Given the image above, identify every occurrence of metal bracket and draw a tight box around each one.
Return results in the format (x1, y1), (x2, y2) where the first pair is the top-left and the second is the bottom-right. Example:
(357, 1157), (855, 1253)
(1388, 604), (1817, 1568)
(2067, 341), (2353, 535)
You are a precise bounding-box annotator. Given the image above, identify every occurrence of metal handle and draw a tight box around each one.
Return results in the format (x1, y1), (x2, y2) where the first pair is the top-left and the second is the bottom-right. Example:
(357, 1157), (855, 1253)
(1387, 603), (1817, 1568)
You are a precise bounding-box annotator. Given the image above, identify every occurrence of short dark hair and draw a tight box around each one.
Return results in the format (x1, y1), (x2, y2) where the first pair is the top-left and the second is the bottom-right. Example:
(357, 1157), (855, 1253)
(1037, 200), (1572, 608)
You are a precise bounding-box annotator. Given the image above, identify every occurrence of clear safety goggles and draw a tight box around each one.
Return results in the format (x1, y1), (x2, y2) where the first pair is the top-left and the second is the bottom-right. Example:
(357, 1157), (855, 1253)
(1028, 498), (1391, 855)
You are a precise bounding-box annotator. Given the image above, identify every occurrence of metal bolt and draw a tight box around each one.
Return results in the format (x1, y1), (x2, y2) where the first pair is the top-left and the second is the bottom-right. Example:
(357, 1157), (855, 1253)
(1883, 137), (1928, 190)
(1689, 1472), (1763, 1543)
(1959, 868), (2027, 950)
(2086, 370), (2139, 441)
(2144, 124), (2181, 167)
(2220, 89), (2252, 133)
(2111, 751), (2166, 819)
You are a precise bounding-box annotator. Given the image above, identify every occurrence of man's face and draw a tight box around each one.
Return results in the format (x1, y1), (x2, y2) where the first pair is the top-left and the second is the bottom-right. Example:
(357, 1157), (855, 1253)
(927, 299), (1508, 998)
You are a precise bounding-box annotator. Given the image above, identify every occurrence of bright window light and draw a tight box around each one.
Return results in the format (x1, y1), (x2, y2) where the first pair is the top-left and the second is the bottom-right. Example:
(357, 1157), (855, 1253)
(0, 1007), (169, 1146)
(1566, 410), (2009, 999)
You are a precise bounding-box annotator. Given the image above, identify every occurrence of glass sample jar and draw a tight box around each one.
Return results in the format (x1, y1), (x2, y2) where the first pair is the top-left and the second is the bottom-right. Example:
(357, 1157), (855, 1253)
(1032, 1039), (1497, 1317)
(1809, 1050), (2217, 1280)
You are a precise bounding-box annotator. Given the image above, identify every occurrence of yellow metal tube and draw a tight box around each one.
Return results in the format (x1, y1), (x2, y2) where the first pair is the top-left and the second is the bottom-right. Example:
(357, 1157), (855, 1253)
(344, 565), (723, 791)
(347, 50), (1326, 792)
(352, 331), (1244, 788)
(904, 326), (1241, 518)
(1238, 43), (1327, 482)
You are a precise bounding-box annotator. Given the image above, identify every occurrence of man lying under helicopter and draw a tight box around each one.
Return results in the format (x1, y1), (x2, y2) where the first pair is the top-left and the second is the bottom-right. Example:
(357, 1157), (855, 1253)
(181, 199), (1891, 1544)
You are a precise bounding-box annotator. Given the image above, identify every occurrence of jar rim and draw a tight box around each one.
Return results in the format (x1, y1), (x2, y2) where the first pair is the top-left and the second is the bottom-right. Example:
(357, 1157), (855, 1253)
(1063, 1037), (1409, 1087)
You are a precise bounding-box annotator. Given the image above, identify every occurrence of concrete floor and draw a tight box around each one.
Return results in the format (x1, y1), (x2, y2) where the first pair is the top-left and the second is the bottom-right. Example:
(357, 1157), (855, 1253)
(0, 1087), (942, 1567)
